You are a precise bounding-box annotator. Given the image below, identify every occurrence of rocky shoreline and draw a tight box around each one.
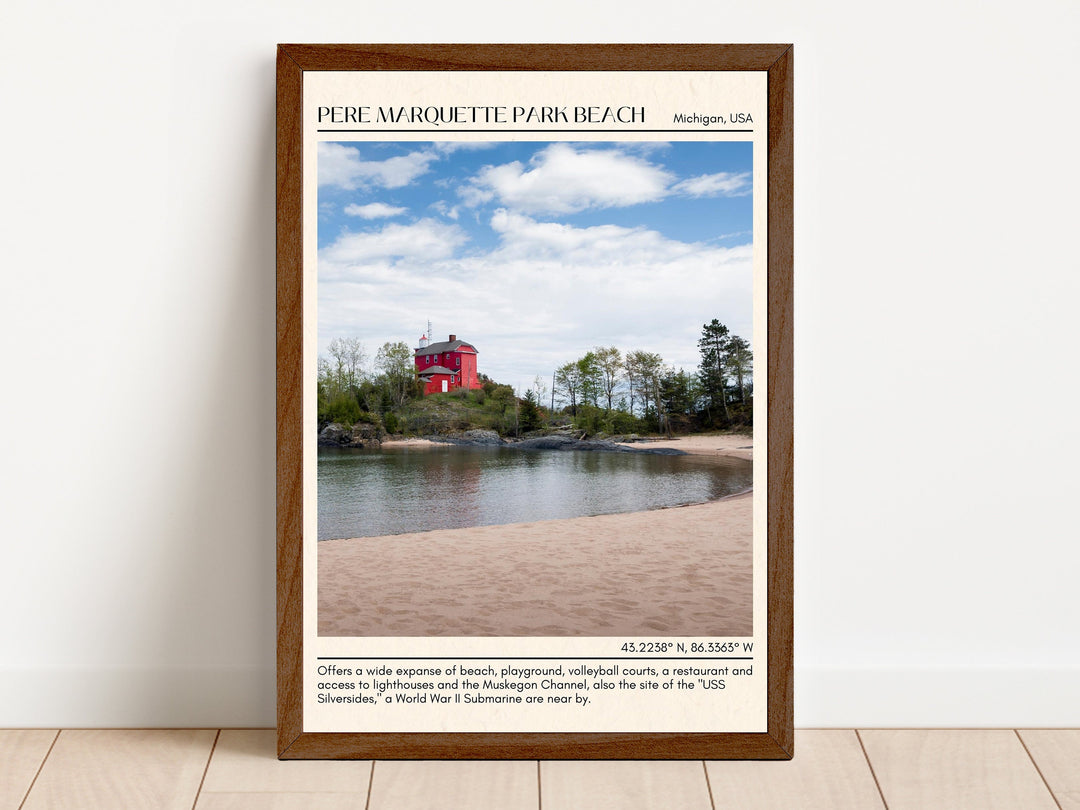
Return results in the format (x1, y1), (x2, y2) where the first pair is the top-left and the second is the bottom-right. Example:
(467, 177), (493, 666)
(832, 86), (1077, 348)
(317, 424), (686, 455)
(316, 422), (384, 449)
(435, 430), (686, 455)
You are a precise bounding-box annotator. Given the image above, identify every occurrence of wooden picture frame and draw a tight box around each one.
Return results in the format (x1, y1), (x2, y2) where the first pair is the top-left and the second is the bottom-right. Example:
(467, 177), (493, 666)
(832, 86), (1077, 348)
(277, 44), (792, 759)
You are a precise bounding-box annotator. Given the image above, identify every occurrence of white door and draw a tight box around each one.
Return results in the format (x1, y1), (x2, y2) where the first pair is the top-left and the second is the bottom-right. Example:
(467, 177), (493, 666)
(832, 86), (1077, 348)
(442, 380), (448, 393)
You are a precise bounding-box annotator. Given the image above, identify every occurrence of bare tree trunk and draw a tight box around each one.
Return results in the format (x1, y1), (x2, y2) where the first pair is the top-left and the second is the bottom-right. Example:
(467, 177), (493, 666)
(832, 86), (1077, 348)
(716, 359), (730, 420)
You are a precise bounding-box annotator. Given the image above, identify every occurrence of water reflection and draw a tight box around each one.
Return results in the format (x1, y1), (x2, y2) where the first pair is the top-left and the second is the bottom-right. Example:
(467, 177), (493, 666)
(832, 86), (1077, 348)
(318, 445), (752, 540)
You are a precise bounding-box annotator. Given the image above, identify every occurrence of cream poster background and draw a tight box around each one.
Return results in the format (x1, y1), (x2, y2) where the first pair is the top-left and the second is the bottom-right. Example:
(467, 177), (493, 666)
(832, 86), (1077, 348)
(301, 70), (770, 733)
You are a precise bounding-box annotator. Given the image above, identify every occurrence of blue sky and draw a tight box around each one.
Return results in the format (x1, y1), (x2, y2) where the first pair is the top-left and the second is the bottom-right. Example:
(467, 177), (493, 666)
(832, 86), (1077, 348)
(318, 141), (753, 393)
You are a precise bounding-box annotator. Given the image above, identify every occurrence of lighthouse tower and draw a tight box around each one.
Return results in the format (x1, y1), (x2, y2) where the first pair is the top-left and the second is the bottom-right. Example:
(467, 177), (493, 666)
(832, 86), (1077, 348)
(418, 319), (432, 350)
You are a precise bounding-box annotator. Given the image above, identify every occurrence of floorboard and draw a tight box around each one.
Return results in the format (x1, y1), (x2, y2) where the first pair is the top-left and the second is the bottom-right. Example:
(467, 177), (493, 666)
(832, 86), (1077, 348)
(200, 730), (371, 795)
(859, 729), (1059, 810)
(705, 730), (885, 809)
(20, 729), (215, 810)
(194, 794), (367, 810)
(1018, 729), (1080, 809)
(541, 761), (712, 810)
(0, 730), (56, 810)
(8, 727), (1080, 809)
(367, 760), (538, 810)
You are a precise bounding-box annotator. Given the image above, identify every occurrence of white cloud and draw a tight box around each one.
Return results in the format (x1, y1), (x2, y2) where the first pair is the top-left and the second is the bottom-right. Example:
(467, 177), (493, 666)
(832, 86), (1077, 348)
(430, 200), (460, 220)
(319, 210), (752, 391)
(457, 183), (494, 207)
(343, 202), (408, 219)
(672, 171), (752, 198)
(489, 209), (700, 264)
(458, 144), (751, 215)
(319, 219), (467, 267)
(318, 143), (437, 190)
(459, 143), (673, 214)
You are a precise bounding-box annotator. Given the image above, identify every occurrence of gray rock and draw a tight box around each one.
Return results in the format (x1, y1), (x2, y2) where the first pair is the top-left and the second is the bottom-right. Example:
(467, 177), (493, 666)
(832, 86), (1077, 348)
(460, 429), (504, 445)
(510, 436), (684, 455)
(511, 435), (580, 451)
(431, 429), (506, 446)
(348, 422), (383, 448)
(318, 423), (349, 446)
(318, 422), (384, 448)
(415, 429), (685, 456)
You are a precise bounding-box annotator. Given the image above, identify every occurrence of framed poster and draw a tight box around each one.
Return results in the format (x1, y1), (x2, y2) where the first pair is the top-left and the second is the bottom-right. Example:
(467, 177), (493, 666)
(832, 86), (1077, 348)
(277, 44), (792, 759)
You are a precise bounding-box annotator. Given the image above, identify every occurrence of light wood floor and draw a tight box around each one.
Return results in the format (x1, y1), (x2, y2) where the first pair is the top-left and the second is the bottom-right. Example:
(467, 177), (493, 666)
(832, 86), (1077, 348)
(3, 729), (1078, 809)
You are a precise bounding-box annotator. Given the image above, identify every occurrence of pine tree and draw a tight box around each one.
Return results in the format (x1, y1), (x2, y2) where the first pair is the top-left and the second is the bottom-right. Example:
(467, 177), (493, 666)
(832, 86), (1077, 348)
(698, 319), (731, 422)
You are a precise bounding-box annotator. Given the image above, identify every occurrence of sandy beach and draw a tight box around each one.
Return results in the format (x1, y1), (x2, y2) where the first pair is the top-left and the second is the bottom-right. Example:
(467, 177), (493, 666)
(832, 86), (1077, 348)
(319, 434), (753, 637)
(619, 432), (754, 461)
(379, 437), (443, 448)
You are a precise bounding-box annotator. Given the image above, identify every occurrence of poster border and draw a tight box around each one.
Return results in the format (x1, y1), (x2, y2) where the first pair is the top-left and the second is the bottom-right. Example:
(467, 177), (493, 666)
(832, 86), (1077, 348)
(276, 43), (793, 760)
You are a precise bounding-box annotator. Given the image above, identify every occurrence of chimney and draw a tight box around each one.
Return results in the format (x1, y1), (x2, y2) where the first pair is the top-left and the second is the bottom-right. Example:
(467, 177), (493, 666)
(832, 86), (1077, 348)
(449, 334), (456, 342)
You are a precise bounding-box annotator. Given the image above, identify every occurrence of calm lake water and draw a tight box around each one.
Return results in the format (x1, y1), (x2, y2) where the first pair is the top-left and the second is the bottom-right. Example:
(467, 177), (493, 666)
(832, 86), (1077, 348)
(318, 445), (753, 540)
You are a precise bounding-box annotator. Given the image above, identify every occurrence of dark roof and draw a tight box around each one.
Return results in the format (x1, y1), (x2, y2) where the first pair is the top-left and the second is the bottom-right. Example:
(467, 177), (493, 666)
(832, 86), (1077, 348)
(415, 339), (477, 357)
(417, 365), (457, 376)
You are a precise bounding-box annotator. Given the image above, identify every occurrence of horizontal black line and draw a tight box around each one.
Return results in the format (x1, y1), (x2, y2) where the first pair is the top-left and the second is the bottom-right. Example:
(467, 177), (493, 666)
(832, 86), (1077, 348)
(317, 656), (753, 661)
(316, 129), (753, 134)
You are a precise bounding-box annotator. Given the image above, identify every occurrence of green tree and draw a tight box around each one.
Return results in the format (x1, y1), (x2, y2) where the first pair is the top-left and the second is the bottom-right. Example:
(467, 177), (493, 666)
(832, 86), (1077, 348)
(554, 361), (581, 415)
(593, 346), (623, 412)
(661, 368), (695, 416)
(316, 356), (336, 413)
(624, 351), (642, 416)
(725, 335), (753, 403)
(327, 336), (367, 395)
(576, 351), (602, 408)
(628, 350), (665, 432)
(698, 319), (731, 423)
(375, 341), (415, 407)
(519, 390), (543, 432)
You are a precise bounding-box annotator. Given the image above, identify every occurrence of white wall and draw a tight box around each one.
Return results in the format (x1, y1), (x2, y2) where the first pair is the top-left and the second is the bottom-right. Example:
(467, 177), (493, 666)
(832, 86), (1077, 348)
(1, 0), (1077, 728)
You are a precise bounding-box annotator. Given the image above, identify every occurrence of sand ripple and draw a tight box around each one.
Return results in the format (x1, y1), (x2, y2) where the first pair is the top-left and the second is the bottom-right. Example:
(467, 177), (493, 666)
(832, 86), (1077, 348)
(318, 492), (752, 637)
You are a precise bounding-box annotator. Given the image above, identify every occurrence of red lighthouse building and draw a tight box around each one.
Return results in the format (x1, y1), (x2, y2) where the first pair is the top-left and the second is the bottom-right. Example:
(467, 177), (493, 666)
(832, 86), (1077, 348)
(414, 333), (482, 395)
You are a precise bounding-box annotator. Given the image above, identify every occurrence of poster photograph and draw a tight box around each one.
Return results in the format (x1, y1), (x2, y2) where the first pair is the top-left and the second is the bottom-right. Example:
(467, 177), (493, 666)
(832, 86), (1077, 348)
(277, 44), (793, 760)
